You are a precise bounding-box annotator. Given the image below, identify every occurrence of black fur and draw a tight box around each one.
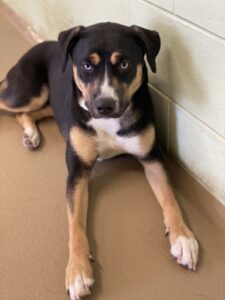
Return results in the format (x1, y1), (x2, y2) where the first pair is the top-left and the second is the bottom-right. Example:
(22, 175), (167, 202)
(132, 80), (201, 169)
(117, 71), (156, 136)
(66, 142), (93, 210)
(0, 22), (162, 201)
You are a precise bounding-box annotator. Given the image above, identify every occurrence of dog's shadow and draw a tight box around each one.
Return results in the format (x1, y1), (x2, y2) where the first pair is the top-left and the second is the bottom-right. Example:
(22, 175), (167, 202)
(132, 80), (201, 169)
(149, 22), (206, 156)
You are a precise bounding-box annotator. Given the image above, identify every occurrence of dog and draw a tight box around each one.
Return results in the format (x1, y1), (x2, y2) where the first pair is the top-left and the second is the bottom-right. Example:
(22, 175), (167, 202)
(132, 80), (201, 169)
(0, 22), (198, 299)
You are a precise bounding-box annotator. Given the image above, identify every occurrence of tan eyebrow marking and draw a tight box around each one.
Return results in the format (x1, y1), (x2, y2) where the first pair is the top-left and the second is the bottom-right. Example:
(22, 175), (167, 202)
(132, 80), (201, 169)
(110, 52), (121, 64)
(89, 53), (101, 65)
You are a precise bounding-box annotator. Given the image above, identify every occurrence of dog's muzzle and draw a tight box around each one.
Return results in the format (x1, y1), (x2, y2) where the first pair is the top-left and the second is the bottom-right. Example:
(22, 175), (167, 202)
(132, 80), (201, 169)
(94, 97), (117, 117)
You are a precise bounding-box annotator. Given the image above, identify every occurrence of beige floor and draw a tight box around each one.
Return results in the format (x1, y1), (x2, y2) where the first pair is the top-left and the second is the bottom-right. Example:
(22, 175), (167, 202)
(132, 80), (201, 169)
(0, 7), (225, 300)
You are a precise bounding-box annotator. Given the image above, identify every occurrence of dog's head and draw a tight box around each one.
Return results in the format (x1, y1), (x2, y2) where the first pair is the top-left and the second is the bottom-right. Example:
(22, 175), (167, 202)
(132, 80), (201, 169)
(58, 22), (160, 119)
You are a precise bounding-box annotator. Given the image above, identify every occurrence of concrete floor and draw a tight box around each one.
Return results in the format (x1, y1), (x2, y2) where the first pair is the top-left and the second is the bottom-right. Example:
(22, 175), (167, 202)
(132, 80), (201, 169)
(0, 7), (225, 300)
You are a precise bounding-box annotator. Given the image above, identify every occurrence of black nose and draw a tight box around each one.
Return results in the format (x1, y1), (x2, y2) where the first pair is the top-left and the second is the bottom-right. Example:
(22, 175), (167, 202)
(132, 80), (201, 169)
(96, 98), (116, 116)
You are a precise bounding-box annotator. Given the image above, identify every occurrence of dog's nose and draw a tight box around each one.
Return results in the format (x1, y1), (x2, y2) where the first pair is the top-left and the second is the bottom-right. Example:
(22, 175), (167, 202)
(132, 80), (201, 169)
(96, 98), (116, 117)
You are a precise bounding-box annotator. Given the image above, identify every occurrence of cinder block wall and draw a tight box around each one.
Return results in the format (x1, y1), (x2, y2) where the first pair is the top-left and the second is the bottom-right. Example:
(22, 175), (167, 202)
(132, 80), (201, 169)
(2, 0), (225, 205)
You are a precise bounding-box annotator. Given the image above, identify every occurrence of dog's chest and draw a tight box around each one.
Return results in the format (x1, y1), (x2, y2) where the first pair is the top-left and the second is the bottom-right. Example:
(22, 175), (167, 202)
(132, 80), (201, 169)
(88, 118), (124, 159)
(88, 118), (155, 160)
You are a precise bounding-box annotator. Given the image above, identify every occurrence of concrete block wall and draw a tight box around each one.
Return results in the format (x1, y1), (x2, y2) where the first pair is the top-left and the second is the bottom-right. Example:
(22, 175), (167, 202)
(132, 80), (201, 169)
(2, 0), (225, 205)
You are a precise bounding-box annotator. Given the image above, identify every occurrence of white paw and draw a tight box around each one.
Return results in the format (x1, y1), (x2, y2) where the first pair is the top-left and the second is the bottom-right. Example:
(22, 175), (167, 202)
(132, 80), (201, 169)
(23, 127), (40, 150)
(171, 236), (199, 271)
(68, 275), (94, 300)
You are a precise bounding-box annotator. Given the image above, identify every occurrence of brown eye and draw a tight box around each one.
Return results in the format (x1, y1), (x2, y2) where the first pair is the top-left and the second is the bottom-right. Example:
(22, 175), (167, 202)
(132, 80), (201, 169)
(82, 63), (93, 72)
(120, 60), (130, 70)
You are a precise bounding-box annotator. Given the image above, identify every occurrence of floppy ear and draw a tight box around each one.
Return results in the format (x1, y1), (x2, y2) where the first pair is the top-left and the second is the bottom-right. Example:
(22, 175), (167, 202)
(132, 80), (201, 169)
(131, 25), (160, 73)
(58, 26), (85, 72)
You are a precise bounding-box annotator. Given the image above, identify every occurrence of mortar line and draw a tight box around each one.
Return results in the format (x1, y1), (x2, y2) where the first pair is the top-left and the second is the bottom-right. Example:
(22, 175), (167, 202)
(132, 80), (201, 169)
(140, 0), (225, 44)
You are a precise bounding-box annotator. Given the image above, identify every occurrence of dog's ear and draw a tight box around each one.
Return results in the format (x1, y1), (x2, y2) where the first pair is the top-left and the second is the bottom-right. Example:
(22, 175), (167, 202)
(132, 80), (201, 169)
(131, 25), (160, 73)
(58, 26), (85, 72)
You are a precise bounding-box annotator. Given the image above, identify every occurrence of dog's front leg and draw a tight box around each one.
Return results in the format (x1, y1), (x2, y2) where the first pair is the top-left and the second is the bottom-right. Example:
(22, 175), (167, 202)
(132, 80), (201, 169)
(140, 157), (199, 271)
(65, 128), (98, 300)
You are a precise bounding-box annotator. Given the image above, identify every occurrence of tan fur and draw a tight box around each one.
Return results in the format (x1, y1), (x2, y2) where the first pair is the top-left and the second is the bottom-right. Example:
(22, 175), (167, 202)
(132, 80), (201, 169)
(0, 79), (8, 91)
(142, 161), (194, 244)
(89, 52), (101, 65)
(73, 65), (99, 101)
(70, 127), (98, 164)
(27, 105), (54, 120)
(0, 84), (49, 113)
(110, 52), (121, 64)
(124, 64), (142, 100)
(66, 177), (93, 288)
(68, 178), (89, 231)
(16, 105), (54, 130)
(16, 113), (36, 130)
(73, 63), (142, 106)
(73, 65), (87, 95)
(111, 64), (142, 104)
(136, 126), (155, 157)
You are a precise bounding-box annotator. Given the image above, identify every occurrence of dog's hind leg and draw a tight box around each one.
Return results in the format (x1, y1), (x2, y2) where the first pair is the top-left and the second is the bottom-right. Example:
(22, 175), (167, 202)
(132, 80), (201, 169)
(1, 80), (52, 150)
(16, 105), (54, 150)
(0, 84), (49, 113)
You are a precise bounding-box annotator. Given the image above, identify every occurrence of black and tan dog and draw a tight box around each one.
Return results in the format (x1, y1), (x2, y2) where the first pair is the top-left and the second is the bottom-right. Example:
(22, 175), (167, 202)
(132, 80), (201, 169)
(0, 23), (198, 299)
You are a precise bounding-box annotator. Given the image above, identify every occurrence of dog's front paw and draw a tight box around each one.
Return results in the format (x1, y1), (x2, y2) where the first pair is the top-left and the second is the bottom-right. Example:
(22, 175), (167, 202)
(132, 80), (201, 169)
(66, 255), (95, 300)
(170, 234), (199, 271)
(23, 127), (40, 150)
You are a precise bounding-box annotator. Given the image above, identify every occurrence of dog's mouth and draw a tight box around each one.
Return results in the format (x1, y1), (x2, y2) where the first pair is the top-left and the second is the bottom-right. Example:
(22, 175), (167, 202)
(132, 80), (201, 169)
(90, 110), (125, 119)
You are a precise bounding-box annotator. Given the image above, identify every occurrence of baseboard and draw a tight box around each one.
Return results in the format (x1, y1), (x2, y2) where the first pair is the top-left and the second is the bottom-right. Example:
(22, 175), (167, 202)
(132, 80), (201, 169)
(0, 0), (43, 45)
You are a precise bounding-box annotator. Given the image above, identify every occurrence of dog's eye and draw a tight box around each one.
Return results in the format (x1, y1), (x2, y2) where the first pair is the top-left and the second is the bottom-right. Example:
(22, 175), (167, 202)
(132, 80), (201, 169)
(82, 63), (93, 72)
(120, 60), (130, 70)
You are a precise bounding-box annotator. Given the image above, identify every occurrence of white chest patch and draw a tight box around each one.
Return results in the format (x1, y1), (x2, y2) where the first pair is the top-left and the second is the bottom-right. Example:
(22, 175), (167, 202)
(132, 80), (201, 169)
(88, 118), (155, 160)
